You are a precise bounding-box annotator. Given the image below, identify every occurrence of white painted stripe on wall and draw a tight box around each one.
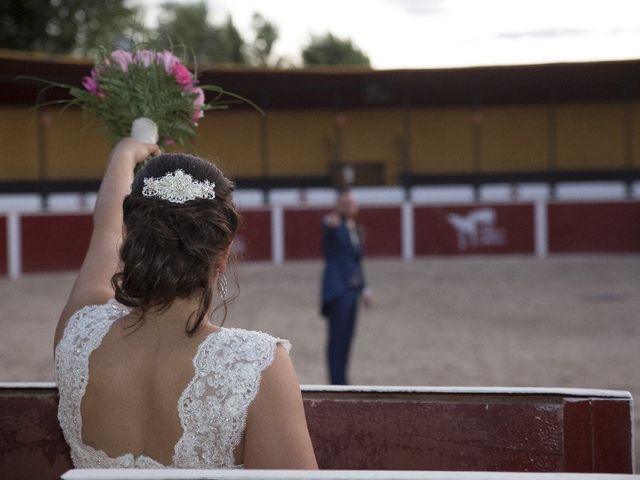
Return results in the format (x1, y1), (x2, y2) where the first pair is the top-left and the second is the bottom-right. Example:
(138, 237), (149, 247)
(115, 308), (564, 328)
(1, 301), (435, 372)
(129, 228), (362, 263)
(401, 202), (414, 262)
(556, 181), (627, 200)
(271, 205), (284, 265)
(534, 199), (548, 259)
(7, 212), (21, 279)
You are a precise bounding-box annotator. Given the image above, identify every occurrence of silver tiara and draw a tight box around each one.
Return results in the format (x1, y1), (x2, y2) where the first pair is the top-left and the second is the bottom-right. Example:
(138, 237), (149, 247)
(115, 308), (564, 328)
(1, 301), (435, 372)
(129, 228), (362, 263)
(142, 169), (216, 203)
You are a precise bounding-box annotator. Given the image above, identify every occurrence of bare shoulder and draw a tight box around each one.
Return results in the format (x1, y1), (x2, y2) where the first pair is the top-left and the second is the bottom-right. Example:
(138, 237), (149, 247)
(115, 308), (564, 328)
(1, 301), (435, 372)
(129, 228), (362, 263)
(244, 342), (317, 468)
(246, 342), (299, 413)
(259, 343), (298, 399)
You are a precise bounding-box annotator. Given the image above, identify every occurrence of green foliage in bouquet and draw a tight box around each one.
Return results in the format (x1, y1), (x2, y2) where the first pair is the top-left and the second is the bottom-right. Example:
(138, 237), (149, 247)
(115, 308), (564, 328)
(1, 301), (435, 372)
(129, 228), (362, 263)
(25, 45), (262, 148)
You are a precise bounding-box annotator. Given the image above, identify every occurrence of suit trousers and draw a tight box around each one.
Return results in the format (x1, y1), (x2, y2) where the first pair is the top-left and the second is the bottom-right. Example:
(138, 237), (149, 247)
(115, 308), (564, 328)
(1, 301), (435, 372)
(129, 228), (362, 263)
(326, 290), (359, 385)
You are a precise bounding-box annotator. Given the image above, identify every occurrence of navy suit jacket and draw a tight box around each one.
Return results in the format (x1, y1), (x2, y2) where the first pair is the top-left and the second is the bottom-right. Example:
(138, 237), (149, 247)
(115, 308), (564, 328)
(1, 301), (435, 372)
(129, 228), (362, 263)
(321, 218), (366, 317)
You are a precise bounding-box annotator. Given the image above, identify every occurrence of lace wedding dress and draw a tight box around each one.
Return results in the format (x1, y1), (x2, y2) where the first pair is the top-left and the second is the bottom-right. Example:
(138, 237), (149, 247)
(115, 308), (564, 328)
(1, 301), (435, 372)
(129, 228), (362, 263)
(55, 299), (290, 469)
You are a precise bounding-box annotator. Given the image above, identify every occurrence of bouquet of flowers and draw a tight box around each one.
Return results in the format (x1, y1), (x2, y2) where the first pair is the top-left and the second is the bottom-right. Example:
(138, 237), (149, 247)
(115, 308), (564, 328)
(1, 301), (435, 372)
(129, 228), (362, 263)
(31, 45), (260, 148)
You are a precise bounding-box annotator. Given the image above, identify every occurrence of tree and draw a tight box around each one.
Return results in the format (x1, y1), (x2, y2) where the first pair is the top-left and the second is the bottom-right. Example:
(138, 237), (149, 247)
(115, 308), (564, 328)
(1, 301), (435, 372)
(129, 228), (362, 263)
(157, 2), (247, 65)
(220, 15), (245, 64)
(0, 0), (141, 56)
(249, 13), (278, 66)
(302, 33), (370, 67)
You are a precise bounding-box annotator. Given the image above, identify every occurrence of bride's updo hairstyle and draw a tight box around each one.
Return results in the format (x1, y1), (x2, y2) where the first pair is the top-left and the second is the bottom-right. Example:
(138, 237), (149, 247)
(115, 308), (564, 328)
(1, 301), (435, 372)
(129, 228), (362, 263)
(112, 153), (239, 334)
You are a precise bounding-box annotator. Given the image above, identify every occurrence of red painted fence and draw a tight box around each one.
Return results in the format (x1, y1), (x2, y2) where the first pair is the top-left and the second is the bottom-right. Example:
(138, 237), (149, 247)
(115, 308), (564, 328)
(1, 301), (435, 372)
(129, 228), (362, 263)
(548, 201), (640, 253)
(21, 214), (93, 273)
(414, 204), (535, 255)
(235, 209), (272, 261)
(2, 200), (639, 275)
(0, 384), (633, 479)
(284, 208), (331, 260)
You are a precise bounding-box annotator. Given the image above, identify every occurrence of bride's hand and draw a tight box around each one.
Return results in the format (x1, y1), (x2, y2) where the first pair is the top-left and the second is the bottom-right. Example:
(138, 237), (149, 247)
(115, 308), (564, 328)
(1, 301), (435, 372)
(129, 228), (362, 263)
(110, 137), (160, 169)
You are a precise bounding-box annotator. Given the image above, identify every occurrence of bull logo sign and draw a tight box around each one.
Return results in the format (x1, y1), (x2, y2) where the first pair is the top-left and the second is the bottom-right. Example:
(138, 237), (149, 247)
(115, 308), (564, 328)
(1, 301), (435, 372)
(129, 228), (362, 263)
(446, 208), (507, 251)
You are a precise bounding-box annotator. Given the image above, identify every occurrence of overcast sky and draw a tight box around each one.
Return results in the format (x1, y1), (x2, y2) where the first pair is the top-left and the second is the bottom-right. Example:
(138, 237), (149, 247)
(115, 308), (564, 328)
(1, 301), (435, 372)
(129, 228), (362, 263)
(141, 0), (640, 69)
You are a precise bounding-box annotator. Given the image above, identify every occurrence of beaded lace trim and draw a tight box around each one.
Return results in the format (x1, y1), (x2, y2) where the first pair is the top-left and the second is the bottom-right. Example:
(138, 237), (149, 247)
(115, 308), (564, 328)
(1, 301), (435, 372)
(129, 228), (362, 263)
(54, 299), (290, 469)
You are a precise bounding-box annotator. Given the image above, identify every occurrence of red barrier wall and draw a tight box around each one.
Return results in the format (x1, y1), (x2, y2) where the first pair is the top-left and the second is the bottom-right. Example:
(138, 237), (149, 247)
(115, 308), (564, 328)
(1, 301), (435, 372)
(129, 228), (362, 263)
(284, 208), (331, 260)
(414, 204), (535, 255)
(0, 216), (6, 275)
(284, 207), (402, 260)
(548, 201), (640, 253)
(21, 214), (93, 273)
(8, 201), (640, 274)
(20, 210), (273, 273)
(358, 207), (402, 257)
(235, 209), (271, 261)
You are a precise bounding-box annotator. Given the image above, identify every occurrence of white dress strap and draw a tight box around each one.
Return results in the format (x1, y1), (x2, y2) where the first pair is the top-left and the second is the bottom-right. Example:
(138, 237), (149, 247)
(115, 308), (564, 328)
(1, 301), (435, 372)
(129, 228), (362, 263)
(173, 328), (290, 468)
(54, 299), (130, 467)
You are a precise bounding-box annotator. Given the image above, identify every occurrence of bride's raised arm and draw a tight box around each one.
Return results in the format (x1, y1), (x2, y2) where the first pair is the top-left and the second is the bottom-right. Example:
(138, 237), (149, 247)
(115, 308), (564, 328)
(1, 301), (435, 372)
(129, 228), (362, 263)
(54, 138), (159, 348)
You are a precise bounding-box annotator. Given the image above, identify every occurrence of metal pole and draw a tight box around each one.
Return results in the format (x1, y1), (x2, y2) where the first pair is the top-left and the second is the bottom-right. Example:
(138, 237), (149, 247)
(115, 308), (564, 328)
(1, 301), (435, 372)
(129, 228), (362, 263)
(547, 104), (557, 200)
(37, 109), (51, 210)
(401, 105), (412, 201)
(259, 113), (269, 205)
(623, 100), (634, 198)
(333, 113), (345, 187)
(472, 109), (483, 201)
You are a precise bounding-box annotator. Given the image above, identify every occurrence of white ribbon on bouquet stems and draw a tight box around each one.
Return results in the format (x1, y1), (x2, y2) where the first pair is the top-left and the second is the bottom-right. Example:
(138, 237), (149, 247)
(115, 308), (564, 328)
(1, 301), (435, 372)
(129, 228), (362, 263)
(131, 117), (159, 144)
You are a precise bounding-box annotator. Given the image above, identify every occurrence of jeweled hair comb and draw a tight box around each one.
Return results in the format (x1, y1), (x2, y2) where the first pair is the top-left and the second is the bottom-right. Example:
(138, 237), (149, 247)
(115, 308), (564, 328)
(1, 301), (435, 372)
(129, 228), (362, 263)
(142, 169), (216, 203)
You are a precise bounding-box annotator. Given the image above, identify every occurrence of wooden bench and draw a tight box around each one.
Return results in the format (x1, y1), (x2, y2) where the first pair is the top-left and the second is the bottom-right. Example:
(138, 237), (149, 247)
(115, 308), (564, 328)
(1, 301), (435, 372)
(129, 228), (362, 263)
(0, 384), (633, 479)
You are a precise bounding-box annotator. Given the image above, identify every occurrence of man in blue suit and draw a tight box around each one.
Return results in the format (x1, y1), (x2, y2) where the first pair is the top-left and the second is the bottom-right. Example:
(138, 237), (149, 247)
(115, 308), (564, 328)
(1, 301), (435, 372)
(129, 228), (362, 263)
(321, 188), (372, 385)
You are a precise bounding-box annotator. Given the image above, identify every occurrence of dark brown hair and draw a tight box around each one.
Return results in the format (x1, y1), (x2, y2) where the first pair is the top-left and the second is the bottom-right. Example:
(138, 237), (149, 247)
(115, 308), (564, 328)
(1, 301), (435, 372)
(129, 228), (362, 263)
(111, 153), (239, 334)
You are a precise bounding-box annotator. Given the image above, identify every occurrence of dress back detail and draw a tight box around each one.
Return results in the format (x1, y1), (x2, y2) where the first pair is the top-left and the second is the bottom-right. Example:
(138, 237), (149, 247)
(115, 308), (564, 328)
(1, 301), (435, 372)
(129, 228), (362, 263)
(55, 299), (290, 469)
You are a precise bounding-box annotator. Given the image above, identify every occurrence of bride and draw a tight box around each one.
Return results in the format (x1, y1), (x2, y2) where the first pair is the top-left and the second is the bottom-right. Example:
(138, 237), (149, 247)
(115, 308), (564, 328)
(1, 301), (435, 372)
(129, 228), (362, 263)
(53, 138), (318, 469)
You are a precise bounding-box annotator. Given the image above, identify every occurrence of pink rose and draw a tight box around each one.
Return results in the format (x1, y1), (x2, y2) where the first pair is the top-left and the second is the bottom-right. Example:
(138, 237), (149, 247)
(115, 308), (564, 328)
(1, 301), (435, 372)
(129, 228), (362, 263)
(156, 51), (180, 74)
(134, 49), (155, 67)
(81, 68), (100, 95)
(110, 50), (133, 72)
(172, 63), (193, 86)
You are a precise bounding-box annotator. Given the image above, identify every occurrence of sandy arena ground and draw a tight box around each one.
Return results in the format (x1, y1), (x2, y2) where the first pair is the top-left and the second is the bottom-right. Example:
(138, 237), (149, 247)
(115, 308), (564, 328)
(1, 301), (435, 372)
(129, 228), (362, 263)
(1, 255), (639, 459)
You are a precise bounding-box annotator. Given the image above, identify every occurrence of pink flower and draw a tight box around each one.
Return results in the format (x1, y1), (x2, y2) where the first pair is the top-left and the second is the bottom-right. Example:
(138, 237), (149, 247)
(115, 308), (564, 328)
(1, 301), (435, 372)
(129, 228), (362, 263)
(186, 86), (205, 122)
(190, 86), (205, 108)
(81, 68), (100, 95)
(192, 108), (203, 123)
(110, 50), (133, 72)
(81, 75), (97, 94)
(134, 49), (155, 67)
(172, 63), (193, 87)
(156, 51), (180, 74)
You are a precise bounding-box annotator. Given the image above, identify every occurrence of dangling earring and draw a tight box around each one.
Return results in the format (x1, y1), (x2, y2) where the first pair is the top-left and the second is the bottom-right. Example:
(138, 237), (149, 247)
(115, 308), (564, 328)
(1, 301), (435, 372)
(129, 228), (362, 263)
(218, 273), (228, 301)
